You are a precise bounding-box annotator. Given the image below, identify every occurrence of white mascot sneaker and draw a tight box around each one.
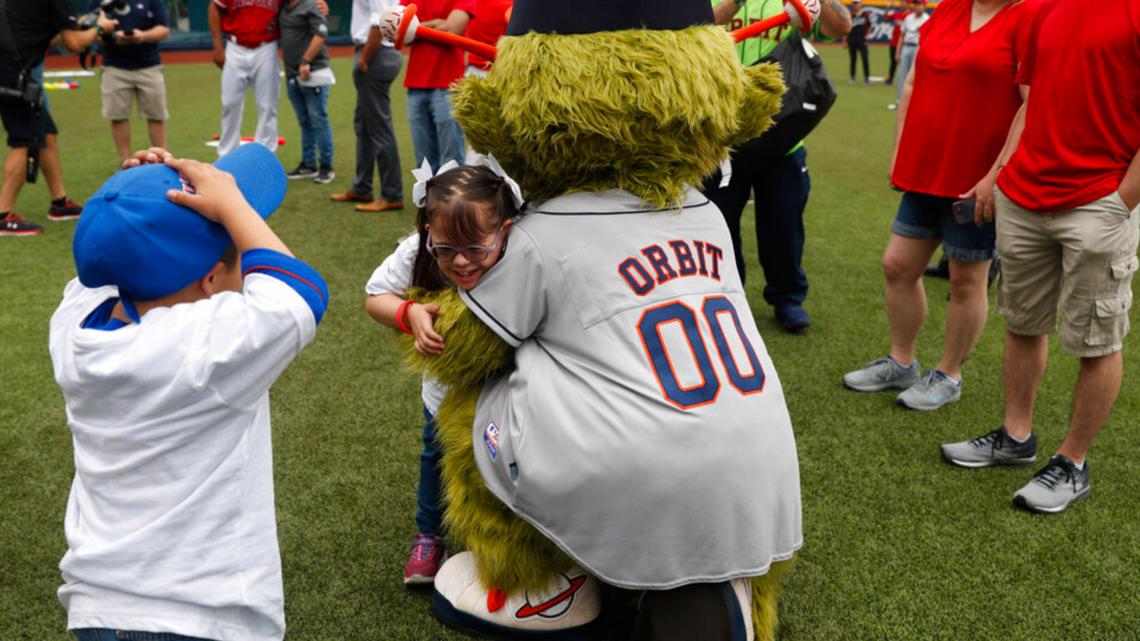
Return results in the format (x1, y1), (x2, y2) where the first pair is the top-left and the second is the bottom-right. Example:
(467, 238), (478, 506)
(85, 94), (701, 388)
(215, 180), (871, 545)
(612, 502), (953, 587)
(431, 551), (603, 640)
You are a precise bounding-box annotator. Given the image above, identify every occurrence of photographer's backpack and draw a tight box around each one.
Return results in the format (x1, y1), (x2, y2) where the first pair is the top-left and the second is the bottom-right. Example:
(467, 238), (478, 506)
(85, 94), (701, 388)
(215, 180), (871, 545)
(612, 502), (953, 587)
(739, 30), (838, 164)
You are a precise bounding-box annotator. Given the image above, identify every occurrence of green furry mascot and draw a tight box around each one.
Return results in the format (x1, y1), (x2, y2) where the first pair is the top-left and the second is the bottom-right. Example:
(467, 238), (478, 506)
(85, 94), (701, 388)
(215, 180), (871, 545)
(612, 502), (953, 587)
(388, 1), (811, 639)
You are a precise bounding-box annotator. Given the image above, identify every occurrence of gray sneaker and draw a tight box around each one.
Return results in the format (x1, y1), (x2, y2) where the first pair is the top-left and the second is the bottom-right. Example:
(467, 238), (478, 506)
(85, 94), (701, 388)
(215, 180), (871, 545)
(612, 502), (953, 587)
(897, 369), (962, 411)
(843, 356), (920, 392)
(940, 426), (1037, 468)
(1013, 455), (1090, 514)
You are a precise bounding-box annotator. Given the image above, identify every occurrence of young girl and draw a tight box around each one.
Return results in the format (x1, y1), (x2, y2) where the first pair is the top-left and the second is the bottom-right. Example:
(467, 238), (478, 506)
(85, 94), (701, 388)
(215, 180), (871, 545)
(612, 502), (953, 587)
(364, 159), (522, 585)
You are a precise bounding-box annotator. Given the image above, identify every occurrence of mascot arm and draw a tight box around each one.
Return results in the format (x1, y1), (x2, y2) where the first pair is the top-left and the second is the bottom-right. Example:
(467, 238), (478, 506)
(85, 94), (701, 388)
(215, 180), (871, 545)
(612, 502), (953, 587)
(397, 287), (513, 389)
(727, 62), (787, 148)
(396, 287), (577, 592)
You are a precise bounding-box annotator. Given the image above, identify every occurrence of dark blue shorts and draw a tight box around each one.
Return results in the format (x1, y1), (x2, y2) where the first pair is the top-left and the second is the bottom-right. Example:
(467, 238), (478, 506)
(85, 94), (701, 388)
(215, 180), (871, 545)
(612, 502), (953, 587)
(891, 191), (996, 263)
(0, 91), (57, 148)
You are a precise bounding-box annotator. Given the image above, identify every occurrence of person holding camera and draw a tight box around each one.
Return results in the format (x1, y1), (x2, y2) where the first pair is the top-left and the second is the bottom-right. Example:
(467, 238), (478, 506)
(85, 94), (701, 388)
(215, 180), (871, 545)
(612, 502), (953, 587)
(842, 0), (1038, 411)
(86, 0), (171, 161)
(1, 0), (116, 237)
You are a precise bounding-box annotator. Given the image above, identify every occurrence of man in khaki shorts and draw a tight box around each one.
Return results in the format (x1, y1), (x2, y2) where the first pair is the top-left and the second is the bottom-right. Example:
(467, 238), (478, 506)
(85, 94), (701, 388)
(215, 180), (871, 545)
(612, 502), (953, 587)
(939, 0), (1140, 514)
(87, 0), (170, 159)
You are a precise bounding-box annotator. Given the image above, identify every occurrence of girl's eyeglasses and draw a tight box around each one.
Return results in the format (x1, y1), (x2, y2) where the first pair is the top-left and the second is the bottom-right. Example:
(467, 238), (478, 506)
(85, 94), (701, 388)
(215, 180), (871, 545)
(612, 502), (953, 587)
(426, 228), (505, 262)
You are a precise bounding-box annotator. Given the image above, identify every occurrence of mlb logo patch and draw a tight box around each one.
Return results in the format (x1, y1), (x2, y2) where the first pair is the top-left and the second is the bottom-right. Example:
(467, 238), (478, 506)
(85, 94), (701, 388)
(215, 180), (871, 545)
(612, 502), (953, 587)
(483, 422), (500, 460)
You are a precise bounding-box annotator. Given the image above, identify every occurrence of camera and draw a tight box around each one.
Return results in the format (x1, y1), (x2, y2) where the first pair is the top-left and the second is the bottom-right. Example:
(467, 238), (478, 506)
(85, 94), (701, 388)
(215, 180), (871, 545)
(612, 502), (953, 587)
(77, 0), (131, 29)
(0, 75), (43, 110)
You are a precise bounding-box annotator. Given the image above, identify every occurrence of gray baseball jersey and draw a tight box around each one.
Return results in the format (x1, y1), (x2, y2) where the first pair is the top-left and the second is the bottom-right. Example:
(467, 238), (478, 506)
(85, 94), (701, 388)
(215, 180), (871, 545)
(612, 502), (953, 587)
(459, 187), (802, 590)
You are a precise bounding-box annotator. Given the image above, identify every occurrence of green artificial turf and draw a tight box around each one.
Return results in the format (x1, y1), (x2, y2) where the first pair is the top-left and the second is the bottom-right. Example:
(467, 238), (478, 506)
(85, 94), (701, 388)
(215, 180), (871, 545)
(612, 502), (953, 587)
(2, 46), (1138, 640)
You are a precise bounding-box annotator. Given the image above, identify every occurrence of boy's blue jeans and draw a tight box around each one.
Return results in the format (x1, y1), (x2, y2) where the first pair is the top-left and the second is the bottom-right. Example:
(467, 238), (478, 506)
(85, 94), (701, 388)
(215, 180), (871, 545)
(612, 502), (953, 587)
(72, 629), (214, 641)
(285, 79), (333, 169)
(417, 407), (444, 536)
(406, 88), (464, 173)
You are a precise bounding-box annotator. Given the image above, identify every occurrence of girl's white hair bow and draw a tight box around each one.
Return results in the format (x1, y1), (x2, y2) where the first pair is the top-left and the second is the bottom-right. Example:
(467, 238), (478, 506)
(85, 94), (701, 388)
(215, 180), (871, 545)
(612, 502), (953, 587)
(411, 154), (525, 210)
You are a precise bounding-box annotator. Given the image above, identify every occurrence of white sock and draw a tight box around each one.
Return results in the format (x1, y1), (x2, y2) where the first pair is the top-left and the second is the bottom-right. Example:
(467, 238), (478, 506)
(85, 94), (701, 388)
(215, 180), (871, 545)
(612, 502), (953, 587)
(889, 355), (915, 369)
(1004, 428), (1029, 444)
(936, 370), (961, 385)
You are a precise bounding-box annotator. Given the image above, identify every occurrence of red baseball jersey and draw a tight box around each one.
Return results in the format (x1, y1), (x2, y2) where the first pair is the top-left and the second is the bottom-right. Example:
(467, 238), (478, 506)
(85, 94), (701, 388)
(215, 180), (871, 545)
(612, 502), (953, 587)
(213, 0), (280, 47)
(401, 0), (478, 89)
(464, 0), (512, 70)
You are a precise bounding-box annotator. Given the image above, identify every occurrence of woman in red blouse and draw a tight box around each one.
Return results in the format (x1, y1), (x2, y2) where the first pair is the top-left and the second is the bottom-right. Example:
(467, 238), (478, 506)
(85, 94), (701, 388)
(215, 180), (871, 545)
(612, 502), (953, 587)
(843, 0), (1038, 411)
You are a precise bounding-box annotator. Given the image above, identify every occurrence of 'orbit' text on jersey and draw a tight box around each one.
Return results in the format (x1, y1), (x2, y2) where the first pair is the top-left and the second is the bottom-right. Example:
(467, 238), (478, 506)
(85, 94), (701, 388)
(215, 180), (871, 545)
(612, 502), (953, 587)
(618, 239), (725, 296)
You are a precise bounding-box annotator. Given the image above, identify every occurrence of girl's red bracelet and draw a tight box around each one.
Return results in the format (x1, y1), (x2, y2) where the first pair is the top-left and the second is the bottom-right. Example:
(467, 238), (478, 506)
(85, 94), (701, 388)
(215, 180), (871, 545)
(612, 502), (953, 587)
(396, 300), (415, 335)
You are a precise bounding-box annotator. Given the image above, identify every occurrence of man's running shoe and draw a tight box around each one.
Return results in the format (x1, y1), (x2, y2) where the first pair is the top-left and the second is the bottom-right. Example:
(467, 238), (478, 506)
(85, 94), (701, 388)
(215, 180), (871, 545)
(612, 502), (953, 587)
(286, 164), (318, 180)
(47, 198), (83, 222)
(0, 212), (44, 236)
(1013, 455), (1091, 514)
(315, 166), (336, 184)
(940, 426), (1037, 469)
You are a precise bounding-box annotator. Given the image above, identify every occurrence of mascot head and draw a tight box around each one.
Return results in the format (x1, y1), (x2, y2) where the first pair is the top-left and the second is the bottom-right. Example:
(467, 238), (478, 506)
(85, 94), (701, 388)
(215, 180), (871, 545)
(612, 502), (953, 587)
(452, 0), (785, 208)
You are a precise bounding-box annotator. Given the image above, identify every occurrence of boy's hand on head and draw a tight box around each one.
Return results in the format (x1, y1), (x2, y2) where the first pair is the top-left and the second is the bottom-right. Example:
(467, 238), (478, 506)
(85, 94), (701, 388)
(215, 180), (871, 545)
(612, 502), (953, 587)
(164, 157), (251, 224)
(120, 147), (174, 170)
(409, 303), (445, 356)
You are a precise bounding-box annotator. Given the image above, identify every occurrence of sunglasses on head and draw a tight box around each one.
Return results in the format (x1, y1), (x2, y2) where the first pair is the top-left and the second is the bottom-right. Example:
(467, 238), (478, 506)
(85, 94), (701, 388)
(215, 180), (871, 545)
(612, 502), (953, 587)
(426, 227), (506, 262)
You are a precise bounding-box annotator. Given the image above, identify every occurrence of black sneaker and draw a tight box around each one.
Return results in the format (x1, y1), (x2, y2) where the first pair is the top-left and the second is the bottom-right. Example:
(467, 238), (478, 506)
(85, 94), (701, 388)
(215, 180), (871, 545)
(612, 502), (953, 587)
(286, 164), (318, 180)
(924, 256), (950, 279)
(940, 426), (1037, 468)
(315, 166), (336, 184)
(0, 212), (44, 236)
(47, 197), (83, 222)
(1013, 455), (1091, 514)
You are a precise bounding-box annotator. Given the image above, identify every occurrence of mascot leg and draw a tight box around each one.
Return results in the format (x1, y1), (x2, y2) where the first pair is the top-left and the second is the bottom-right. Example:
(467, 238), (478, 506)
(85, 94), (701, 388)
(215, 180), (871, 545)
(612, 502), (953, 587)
(630, 579), (754, 641)
(628, 556), (793, 641)
(751, 558), (795, 641)
(432, 551), (603, 640)
(431, 389), (603, 638)
(434, 387), (576, 589)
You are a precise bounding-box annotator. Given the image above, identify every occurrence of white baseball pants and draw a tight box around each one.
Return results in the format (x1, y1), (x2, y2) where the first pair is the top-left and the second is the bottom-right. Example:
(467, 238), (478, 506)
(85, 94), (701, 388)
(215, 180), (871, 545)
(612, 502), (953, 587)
(218, 40), (280, 157)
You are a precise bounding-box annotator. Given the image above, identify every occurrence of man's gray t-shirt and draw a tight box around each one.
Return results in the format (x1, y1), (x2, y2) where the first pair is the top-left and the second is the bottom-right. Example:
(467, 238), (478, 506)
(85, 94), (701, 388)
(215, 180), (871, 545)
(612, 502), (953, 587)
(459, 188), (803, 589)
(279, 0), (329, 78)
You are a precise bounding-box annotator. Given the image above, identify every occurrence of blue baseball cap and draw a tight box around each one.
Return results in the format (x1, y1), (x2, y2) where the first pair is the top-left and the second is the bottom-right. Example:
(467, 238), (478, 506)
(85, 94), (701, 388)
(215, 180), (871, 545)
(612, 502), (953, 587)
(74, 143), (286, 301)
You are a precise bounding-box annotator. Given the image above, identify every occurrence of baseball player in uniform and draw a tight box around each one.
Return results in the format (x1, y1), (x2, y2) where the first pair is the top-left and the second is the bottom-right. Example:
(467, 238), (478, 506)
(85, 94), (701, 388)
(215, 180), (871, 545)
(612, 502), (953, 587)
(209, 0), (281, 157)
(460, 187), (803, 590)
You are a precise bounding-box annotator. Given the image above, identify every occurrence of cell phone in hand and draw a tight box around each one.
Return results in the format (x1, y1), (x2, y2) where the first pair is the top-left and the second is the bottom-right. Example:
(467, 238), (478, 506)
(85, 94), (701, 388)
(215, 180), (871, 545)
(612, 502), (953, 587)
(952, 197), (977, 225)
(123, 28), (135, 37)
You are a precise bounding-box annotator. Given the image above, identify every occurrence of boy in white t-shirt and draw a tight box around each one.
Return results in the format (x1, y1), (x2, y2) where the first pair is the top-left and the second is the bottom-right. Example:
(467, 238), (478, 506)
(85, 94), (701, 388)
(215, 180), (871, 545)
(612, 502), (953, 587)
(49, 143), (328, 641)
